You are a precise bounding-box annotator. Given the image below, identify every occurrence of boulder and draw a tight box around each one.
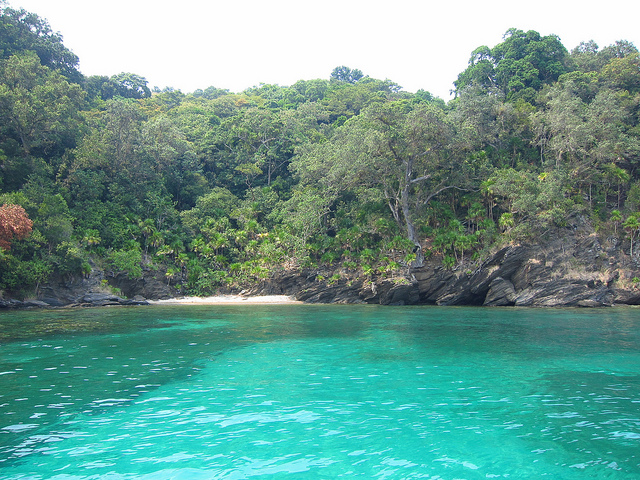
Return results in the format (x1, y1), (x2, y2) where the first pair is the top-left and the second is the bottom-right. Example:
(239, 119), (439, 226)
(377, 279), (420, 305)
(483, 277), (517, 306)
(22, 300), (51, 308)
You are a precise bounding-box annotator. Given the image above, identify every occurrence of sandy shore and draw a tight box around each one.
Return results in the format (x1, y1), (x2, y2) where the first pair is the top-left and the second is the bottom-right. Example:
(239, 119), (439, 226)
(147, 295), (302, 305)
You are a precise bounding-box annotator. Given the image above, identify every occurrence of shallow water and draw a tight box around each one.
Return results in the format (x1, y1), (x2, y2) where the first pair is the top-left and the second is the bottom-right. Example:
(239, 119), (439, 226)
(0, 305), (639, 479)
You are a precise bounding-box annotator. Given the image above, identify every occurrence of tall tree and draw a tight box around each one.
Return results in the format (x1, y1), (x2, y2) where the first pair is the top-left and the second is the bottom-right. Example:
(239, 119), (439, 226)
(330, 66), (364, 84)
(293, 101), (460, 266)
(208, 107), (295, 192)
(109, 72), (151, 99)
(455, 28), (567, 101)
(0, 52), (84, 156)
(0, 1), (81, 82)
(0, 52), (84, 191)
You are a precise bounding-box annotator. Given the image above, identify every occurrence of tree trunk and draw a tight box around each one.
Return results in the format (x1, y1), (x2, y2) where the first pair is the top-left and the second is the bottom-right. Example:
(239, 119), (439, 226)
(401, 159), (424, 267)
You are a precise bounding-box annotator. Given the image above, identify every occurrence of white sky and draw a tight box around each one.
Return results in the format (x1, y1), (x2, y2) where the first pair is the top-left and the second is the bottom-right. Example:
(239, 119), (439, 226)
(8, 0), (640, 99)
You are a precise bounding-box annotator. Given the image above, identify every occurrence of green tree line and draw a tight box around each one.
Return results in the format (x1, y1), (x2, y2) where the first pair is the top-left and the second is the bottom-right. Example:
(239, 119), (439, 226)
(1, 2), (640, 297)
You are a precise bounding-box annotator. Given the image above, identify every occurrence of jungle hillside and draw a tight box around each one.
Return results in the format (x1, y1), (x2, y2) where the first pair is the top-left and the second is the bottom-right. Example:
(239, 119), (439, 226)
(1, 2), (640, 301)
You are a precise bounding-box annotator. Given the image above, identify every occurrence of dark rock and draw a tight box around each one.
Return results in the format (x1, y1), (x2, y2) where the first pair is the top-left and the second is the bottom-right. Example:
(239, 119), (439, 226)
(435, 281), (484, 306)
(82, 293), (121, 304)
(111, 267), (177, 300)
(22, 300), (51, 308)
(610, 287), (640, 305)
(120, 298), (149, 306)
(412, 266), (457, 303)
(469, 245), (529, 296)
(483, 277), (517, 306)
(409, 217), (639, 307)
(377, 279), (420, 305)
(0, 299), (23, 308)
(514, 282), (611, 307)
(40, 297), (67, 307)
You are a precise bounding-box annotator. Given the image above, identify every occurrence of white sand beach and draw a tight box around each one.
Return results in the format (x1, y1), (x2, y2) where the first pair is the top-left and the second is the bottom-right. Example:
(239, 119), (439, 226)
(147, 295), (302, 305)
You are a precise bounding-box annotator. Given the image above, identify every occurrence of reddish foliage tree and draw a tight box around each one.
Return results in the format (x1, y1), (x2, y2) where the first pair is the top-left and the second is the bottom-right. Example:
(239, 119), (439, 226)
(0, 204), (33, 250)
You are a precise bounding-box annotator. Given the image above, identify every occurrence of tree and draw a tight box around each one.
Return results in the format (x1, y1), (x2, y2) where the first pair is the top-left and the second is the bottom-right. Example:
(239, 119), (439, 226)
(0, 2), (81, 82)
(610, 209), (622, 235)
(19, 174), (75, 251)
(498, 212), (515, 232)
(181, 187), (239, 235)
(292, 100), (461, 266)
(110, 72), (151, 99)
(0, 203), (32, 250)
(283, 186), (337, 255)
(623, 214), (639, 256)
(330, 66), (364, 84)
(103, 98), (144, 173)
(600, 53), (640, 93)
(208, 107), (295, 192)
(455, 28), (567, 101)
(322, 78), (401, 122)
(0, 52), (84, 158)
(534, 80), (640, 206)
(290, 79), (329, 103)
(141, 115), (201, 208)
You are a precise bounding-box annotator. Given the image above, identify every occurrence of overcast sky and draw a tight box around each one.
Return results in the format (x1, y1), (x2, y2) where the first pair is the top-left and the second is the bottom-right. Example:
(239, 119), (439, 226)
(9, 0), (640, 99)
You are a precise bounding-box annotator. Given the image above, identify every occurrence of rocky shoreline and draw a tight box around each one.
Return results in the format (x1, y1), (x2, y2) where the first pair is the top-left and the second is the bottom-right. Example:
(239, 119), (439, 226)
(246, 220), (640, 307)
(2, 221), (640, 310)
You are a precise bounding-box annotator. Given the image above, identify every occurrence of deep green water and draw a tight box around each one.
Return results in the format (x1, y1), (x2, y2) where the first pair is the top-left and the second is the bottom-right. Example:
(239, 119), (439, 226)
(0, 305), (639, 479)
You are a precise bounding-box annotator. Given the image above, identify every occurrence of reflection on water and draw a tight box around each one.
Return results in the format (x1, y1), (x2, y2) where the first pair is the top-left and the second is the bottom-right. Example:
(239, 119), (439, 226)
(1, 305), (639, 478)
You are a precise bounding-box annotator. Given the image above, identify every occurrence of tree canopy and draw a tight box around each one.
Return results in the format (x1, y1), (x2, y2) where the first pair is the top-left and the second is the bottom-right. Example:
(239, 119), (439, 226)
(0, 1), (81, 82)
(455, 28), (568, 101)
(1, 6), (639, 298)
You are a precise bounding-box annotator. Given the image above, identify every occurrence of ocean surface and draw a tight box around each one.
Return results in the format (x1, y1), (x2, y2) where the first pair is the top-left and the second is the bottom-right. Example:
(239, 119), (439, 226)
(0, 304), (639, 479)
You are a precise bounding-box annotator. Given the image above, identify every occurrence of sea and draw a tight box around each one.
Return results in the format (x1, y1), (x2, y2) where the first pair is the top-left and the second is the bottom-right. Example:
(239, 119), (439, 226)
(0, 304), (639, 479)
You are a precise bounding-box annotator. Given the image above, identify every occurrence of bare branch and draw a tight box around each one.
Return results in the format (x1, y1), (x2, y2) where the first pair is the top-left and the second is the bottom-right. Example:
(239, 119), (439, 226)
(410, 174), (432, 184)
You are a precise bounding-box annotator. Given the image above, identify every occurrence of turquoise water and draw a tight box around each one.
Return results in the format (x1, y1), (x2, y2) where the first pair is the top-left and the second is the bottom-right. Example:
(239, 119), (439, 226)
(0, 305), (639, 479)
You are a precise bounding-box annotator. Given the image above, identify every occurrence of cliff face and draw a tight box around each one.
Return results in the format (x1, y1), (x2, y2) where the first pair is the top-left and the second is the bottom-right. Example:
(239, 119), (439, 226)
(412, 224), (639, 307)
(251, 221), (640, 307)
(3, 221), (640, 309)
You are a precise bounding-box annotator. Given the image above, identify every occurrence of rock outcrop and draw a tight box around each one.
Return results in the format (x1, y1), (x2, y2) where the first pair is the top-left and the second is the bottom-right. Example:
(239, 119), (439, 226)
(412, 220), (639, 307)
(248, 270), (421, 306)
(0, 259), (173, 309)
(249, 218), (640, 307)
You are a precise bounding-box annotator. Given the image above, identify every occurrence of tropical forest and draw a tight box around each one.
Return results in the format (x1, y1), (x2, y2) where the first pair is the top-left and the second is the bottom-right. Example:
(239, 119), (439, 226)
(1, 1), (640, 304)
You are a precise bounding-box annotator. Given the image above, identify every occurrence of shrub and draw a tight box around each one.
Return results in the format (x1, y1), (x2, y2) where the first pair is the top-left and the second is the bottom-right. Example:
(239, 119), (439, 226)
(442, 255), (456, 269)
(106, 248), (143, 279)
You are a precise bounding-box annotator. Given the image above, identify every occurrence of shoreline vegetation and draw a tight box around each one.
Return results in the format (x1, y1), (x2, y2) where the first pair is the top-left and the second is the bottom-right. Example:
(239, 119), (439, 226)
(1, 3), (640, 308)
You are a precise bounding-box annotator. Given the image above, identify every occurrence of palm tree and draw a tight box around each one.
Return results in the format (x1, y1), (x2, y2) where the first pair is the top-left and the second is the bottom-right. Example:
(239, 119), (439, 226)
(169, 239), (185, 260)
(499, 212), (515, 232)
(466, 202), (485, 233)
(149, 230), (164, 251)
(82, 229), (101, 249)
(191, 237), (206, 256)
(610, 210), (622, 235)
(455, 234), (477, 264)
(480, 179), (496, 219)
(138, 219), (155, 254)
(165, 267), (177, 285)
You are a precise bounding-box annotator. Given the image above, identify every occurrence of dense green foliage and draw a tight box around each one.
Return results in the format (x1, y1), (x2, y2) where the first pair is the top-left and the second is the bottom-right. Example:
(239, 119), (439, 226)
(1, 5), (640, 297)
